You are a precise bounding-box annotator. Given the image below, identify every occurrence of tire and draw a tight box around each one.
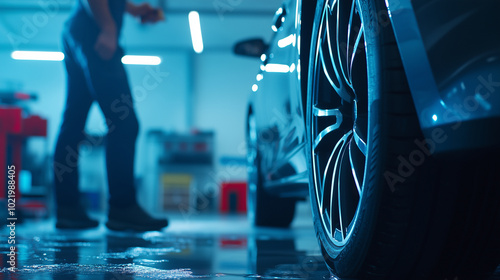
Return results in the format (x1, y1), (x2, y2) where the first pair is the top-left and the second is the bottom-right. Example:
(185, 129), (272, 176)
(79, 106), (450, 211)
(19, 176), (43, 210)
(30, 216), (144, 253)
(305, 0), (500, 279)
(246, 111), (296, 228)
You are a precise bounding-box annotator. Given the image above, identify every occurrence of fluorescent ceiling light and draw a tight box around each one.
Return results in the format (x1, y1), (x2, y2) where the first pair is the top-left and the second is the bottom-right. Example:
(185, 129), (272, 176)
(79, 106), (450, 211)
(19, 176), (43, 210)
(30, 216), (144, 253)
(264, 63), (290, 73)
(11, 51), (64, 61)
(121, 55), (161, 65)
(189, 11), (204, 54)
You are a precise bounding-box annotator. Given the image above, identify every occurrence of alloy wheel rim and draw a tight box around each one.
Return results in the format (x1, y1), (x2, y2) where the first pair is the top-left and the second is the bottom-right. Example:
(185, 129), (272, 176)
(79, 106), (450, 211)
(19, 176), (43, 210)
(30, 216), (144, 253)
(310, 0), (369, 247)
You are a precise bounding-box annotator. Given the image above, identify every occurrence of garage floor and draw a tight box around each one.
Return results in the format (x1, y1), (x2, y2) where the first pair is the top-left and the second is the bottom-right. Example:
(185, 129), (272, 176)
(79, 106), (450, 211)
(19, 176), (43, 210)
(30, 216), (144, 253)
(3, 203), (500, 280)
(0, 202), (333, 279)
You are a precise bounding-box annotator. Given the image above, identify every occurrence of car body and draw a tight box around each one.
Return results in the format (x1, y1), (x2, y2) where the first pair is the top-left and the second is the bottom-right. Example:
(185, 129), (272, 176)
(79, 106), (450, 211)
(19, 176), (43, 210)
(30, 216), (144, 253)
(247, 0), (309, 197)
(238, 0), (500, 278)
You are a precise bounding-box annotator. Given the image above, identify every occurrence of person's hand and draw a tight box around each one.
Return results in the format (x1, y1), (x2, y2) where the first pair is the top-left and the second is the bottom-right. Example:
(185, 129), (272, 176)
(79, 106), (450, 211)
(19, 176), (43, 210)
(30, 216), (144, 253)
(128, 2), (164, 24)
(94, 25), (117, 60)
(140, 7), (165, 24)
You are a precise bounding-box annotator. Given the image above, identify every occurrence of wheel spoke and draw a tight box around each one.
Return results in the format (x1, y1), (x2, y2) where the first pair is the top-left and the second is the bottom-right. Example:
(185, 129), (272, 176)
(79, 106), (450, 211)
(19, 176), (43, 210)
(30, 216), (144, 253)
(320, 42), (342, 93)
(335, 1), (350, 88)
(337, 143), (350, 241)
(352, 127), (367, 156)
(330, 171), (336, 238)
(313, 107), (343, 118)
(319, 41), (340, 92)
(349, 24), (364, 86)
(314, 124), (344, 151)
(349, 141), (362, 196)
(320, 142), (336, 210)
(328, 0), (338, 13)
(329, 131), (350, 239)
(324, 209), (332, 236)
(313, 106), (344, 151)
(318, 2), (341, 93)
(325, 6), (352, 102)
(346, 0), (356, 78)
(318, 129), (346, 214)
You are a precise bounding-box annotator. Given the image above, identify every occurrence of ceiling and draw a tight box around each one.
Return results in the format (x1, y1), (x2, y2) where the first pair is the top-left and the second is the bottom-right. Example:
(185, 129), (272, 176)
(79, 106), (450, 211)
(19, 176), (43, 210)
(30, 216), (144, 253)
(0, 0), (284, 52)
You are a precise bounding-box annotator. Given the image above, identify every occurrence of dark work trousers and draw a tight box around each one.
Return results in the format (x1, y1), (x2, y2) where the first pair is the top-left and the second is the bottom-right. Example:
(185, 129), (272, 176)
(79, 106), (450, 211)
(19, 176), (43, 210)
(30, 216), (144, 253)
(53, 30), (138, 209)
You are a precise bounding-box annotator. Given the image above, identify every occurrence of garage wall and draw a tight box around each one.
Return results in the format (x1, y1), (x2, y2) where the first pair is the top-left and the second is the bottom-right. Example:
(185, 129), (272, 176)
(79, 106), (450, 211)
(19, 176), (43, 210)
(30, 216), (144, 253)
(0, 49), (191, 176)
(190, 51), (262, 182)
(192, 51), (260, 160)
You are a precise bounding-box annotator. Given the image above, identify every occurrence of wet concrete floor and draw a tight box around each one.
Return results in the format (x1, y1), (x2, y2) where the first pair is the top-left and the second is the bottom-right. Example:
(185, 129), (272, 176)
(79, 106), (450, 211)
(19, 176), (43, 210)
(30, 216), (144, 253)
(2, 205), (499, 280)
(0, 204), (333, 280)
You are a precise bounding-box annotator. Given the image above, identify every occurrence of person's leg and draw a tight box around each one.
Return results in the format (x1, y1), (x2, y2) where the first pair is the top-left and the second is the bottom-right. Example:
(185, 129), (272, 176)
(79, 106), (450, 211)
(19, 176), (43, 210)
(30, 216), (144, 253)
(81, 47), (138, 208)
(53, 34), (98, 229)
(80, 47), (167, 231)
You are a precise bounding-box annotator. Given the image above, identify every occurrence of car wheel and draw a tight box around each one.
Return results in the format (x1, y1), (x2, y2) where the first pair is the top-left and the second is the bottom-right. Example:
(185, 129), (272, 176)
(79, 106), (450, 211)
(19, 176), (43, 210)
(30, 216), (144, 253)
(306, 0), (500, 278)
(246, 111), (296, 228)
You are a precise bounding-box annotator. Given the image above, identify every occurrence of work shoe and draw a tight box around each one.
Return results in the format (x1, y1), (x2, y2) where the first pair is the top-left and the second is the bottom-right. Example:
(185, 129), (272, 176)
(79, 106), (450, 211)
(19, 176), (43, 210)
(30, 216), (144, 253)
(106, 203), (168, 232)
(56, 206), (99, 229)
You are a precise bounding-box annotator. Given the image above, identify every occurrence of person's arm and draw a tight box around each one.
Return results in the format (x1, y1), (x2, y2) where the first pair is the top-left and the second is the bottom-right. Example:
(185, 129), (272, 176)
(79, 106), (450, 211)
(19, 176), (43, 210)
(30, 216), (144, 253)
(83, 0), (117, 60)
(85, 0), (116, 33)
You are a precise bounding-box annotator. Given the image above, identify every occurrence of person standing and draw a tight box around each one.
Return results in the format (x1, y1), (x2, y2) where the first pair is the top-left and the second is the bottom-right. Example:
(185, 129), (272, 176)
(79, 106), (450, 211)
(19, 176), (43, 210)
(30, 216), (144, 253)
(53, 0), (168, 231)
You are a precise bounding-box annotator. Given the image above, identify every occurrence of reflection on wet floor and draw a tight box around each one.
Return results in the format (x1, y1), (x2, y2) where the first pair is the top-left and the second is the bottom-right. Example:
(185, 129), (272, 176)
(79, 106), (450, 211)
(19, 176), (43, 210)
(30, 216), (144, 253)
(0, 207), (333, 280)
(4, 210), (499, 280)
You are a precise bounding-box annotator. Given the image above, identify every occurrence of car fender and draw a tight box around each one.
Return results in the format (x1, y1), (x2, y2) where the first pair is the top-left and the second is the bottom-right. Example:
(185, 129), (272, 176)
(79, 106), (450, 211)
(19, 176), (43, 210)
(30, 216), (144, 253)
(385, 0), (500, 153)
